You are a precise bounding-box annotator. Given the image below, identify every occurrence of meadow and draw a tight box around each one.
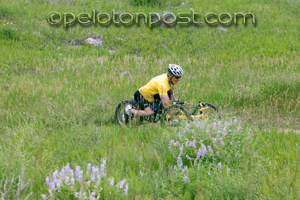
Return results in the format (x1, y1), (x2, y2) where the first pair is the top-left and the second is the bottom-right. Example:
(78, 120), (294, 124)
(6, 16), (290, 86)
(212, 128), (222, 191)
(0, 0), (300, 199)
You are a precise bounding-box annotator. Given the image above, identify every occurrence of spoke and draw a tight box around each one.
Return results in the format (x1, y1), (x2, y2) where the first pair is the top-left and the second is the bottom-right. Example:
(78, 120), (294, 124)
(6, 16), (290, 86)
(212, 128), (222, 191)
(162, 106), (190, 127)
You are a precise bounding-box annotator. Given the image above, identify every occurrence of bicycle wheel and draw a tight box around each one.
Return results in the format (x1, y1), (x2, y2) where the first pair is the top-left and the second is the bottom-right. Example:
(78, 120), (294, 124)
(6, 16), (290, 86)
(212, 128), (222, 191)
(115, 100), (143, 126)
(200, 103), (221, 121)
(160, 105), (191, 127)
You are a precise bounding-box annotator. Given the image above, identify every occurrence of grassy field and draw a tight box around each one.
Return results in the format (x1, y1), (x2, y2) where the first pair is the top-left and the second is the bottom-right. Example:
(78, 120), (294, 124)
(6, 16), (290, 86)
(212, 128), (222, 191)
(1, 0), (300, 199)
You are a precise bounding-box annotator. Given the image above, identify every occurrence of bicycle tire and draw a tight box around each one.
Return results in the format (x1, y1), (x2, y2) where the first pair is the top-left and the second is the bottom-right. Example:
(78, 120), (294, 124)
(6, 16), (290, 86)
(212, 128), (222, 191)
(160, 104), (191, 127)
(115, 100), (143, 126)
(200, 103), (221, 121)
(115, 100), (133, 126)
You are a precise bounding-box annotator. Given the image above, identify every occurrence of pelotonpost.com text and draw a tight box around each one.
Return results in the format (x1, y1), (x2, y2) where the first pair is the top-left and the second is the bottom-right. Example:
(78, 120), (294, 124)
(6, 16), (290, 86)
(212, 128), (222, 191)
(47, 10), (256, 28)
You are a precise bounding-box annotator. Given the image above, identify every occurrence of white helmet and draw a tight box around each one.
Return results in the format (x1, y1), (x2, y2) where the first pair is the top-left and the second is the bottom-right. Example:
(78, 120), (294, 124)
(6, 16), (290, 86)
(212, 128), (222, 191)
(168, 64), (183, 76)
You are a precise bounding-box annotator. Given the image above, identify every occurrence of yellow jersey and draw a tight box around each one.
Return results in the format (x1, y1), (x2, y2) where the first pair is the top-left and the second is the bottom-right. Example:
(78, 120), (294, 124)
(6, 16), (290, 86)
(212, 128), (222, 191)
(139, 73), (172, 102)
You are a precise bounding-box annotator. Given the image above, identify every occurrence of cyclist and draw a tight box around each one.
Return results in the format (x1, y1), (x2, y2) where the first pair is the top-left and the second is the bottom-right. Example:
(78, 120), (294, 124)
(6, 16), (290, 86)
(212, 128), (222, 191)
(124, 64), (183, 123)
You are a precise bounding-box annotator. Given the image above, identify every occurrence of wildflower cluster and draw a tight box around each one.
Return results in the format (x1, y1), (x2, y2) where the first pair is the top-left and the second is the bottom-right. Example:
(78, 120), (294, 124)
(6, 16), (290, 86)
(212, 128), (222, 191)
(41, 160), (128, 199)
(168, 118), (243, 181)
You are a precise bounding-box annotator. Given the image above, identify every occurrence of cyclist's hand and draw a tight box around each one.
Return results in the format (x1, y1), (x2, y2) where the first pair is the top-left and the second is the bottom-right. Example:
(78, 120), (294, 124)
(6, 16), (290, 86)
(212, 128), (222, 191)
(176, 100), (184, 104)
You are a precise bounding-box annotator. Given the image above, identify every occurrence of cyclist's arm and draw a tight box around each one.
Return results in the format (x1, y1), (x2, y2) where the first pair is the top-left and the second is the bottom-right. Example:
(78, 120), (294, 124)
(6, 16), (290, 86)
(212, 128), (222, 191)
(160, 95), (170, 109)
(172, 90), (178, 102)
(168, 89), (177, 102)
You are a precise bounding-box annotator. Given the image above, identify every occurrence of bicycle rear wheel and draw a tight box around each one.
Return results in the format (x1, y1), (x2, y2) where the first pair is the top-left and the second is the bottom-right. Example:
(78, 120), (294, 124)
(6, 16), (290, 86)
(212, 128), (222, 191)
(200, 103), (221, 121)
(160, 105), (190, 127)
(115, 100), (143, 126)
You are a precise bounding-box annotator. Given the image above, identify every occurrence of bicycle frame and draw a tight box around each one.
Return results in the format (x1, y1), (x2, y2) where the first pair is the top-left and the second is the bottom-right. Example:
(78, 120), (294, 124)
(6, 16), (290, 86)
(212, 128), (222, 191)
(170, 100), (211, 120)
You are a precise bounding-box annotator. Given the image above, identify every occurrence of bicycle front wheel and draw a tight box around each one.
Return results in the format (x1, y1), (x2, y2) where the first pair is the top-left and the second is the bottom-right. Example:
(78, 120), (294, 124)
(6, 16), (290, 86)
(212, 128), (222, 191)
(160, 105), (191, 127)
(200, 103), (221, 121)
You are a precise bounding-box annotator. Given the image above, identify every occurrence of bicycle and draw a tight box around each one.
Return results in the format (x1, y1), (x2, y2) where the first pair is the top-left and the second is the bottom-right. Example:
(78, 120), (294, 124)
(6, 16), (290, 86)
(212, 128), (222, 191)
(115, 99), (221, 127)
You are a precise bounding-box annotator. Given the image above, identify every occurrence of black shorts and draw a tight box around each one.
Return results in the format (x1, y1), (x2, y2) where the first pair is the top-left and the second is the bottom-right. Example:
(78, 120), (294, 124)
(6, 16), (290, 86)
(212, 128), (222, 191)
(130, 90), (162, 113)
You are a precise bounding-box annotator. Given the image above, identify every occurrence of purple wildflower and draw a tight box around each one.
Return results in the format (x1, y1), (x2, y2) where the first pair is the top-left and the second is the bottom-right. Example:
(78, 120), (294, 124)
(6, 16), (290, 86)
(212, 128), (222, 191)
(89, 196), (95, 200)
(179, 163), (183, 169)
(89, 192), (96, 200)
(41, 194), (47, 200)
(206, 129), (210, 135)
(87, 163), (91, 172)
(186, 155), (192, 160)
(183, 175), (187, 184)
(201, 146), (207, 158)
(233, 119), (237, 125)
(60, 168), (65, 177)
(65, 177), (69, 184)
(71, 178), (75, 185)
(179, 147), (183, 155)
(110, 178), (114, 186)
(50, 182), (55, 190)
(93, 167), (99, 176)
(189, 141), (196, 148)
(185, 141), (189, 147)
(65, 163), (70, 173)
(96, 177), (100, 187)
(53, 171), (58, 181)
(222, 127), (227, 135)
(77, 175), (82, 183)
(70, 169), (74, 177)
(124, 184), (128, 195)
(227, 168), (230, 176)
(218, 121), (222, 127)
(100, 164), (105, 174)
(237, 141), (241, 147)
(217, 131), (221, 137)
(75, 192), (79, 198)
(177, 156), (181, 164)
(212, 138), (216, 146)
(91, 175), (95, 182)
(196, 151), (201, 160)
(213, 122), (216, 130)
(46, 177), (50, 185)
(56, 182), (61, 191)
(118, 179), (126, 189)
(169, 146), (172, 151)
(49, 189), (52, 195)
(76, 166), (80, 176)
(207, 145), (212, 152)
(218, 162), (222, 170)
(169, 140), (174, 145)
(103, 159), (106, 165)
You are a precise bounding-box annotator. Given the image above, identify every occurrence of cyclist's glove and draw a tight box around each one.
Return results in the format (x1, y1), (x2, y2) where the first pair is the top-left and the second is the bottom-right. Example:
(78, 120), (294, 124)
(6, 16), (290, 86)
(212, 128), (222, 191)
(177, 100), (184, 104)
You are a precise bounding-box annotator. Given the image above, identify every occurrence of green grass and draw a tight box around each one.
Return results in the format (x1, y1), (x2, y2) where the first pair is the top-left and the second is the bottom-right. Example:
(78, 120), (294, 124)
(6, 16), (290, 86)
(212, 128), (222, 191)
(1, 0), (300, 199)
